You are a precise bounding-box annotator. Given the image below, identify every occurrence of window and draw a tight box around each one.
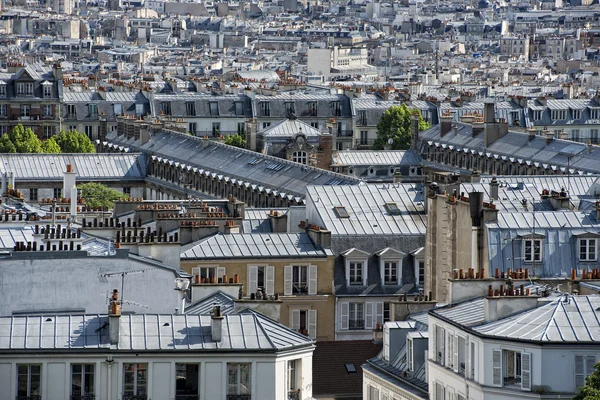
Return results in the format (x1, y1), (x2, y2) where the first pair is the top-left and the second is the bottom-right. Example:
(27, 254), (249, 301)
(185, 101), (196, 116)
(349, 302), (364, 330)
(493, 350), (531, 390)
(193, 266), (217, 283)
(43, 104), (52, 117)
(293, 265), (308, 294)
(227, 363), (251, 398)
(592, 109), (600, 120)
(360, 130), (368, 145)
(260, 101), (270, 117)
(175, 364), (199, 398)
(21, 104), (30, 118)
(43, 85), (52, 98)
(572, 129), (580, 141)
(29, 188), (38, 201)
(287, 360), (300, 399)
(358, 110), (367, 125)
(135, 103), (144, 116)
(385, 202), (401, 215)
(248, 265), (274, 296)
(0, 104), (6, 116)
(367, 385), (379, 400)
(334, 206), (349, 218)
(572, 109), (582, 119)
(71, 364), (94, 398)
(237, 122), (245, 135)
(579, 238), (597, 261)
(308, 102), (318, 116)
(285, 102), (295, 117)
(188, 122), (197, 135)
(209, 102), (219, 116)
(160, 102), (171, 115)
(331, 101), (341, 116)
(235, 102), (244, 116)
(123, 187), (131, 196)
(383, 302), (390, 323)
(292, 151), (307, 165)
(0, 84), (5, 96)
(383, 261), (398, 285)
(69, 125), (77, 132)
(349, 262), (363, 285)
(67, 104), (76, 117)
(44, 126), (53, 138)
(418, 260), (425, 286)
(533, 110), (542, 121)
(407, 338), (414, 371)
(54, 188), (62, 199)
(262, 122), (271, 129)
(114, 103), (123, 116)
(310, 122), (319, 129)
(435, 325), (445, 364)
(575, 355), (596, 387)
(592, 129), (599, 144)
(89, 104), (98, 118)
(123, 363), (147, 398)
(434, 382), (445, 400)
(523, 238), (542, 262)
(212, 122), (220, 136)
(85, 126), (93, 138)
(504, 350), (522, 386)
(17, 365), (41, 398)
(551, 109), (567, 120)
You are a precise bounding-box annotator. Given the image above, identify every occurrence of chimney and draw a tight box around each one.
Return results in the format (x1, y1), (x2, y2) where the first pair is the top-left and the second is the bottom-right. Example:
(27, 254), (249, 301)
(528, 127), (537, 141)
(484, 295), (539, 322)
(53, 63), (63, 81)
(108, 289), (121, 345)
(489, 176), (499, 201)
(63, 164), (76, 200)
(483, 102), (508, 147)
(140, 123), (150, 145)
(545, 130), (554, 144)
(440, 112), (452, 136)
(268, 210), (288, 233)
(410, 112), (420, 148)
(211, 305), (224, 342)
(469, 191), (484, 227)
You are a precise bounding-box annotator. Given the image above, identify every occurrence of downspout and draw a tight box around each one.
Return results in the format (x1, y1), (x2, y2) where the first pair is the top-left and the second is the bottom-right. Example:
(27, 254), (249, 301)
(106, 357), (114, 400)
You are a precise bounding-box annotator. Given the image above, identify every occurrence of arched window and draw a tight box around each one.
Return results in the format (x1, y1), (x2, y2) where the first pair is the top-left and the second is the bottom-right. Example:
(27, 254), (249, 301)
(292, 151), (307, 165)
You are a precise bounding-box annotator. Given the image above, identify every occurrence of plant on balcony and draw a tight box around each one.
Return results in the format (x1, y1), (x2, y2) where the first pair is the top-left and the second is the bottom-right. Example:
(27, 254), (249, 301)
(373, 104), (430, 151)
(224, 134), (246, 149)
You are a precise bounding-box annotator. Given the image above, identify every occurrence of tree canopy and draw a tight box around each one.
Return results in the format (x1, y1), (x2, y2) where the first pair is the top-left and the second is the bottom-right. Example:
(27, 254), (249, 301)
(78, 182), (128, 210)
(0, 125), (95, 154)
(54, 129), (96, 153)
(373, 104), (430, 150)
(574, 362), (600, 400)
(224, 134), (246, 149)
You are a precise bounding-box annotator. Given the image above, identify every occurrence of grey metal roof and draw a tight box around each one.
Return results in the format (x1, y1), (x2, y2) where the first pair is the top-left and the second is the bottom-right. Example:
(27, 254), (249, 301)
(332, 150), (422, 167)
(0, 154), (146, 181)
(307, 184), (427, 236)
(487, 210), (600, 230)
(105, 130), (358, 199)
(0, 227), (33, 250)
(185, 291), (236, 316)
(474, 295), (600, 342)
(0, 312), (313, 351)
(181, 233), (328, 260)
(260, 118), (322, 137)
(431, 298), (485, 327)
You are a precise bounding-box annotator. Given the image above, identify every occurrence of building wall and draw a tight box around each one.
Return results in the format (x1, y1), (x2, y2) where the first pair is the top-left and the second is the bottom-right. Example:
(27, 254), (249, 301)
(0, 350), (313, 400)
(363, 368), (425, 400)
(181, 258), (336, 341)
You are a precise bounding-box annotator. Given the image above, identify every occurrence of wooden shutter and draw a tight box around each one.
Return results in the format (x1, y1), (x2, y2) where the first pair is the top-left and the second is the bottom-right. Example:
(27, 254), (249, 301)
(284, 265), (292, 295)
(447, 332), (454, 367)
(453, 335), (459, 373)
(248, 266), (258, 296)
(217, 267), (226, 282)
(492, 349), (502, 387)
(447, 387), (455, 400)
(587, 356), (596, 377)
(365, 302), (374, 329)
(291, 310), (300, 331)
(439, 327), (446, 364)
(430, 325), (436, 361)
(375, 302), (384, 326)
(521, 352), (531, 391)
(266, 266), (275, 295)
(575, 355), (585, 387)
(308, 310), (317, 339)
(340, 302), (349, 330)
(308, 265), (317, 295)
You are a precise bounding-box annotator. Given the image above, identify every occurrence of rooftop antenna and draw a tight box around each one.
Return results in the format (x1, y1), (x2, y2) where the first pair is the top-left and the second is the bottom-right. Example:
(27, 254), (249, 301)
(100, 269), (147, 313)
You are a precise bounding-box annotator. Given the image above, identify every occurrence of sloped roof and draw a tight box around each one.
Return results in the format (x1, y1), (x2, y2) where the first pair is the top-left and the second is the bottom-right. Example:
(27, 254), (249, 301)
(260, 118), (322, 137)
(332, 150), (422, 167)
(0, 312), (313, 352)
(185, 291), (236, 316)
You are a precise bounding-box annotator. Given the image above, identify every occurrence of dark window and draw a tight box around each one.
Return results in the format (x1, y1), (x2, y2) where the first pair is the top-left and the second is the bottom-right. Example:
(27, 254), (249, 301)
(209, 102), (219, 116)
(53, 188), (62, 199)
(29, 188), (38, 201)
(186, 102), (196, 116)
(71, 364), (95, 398)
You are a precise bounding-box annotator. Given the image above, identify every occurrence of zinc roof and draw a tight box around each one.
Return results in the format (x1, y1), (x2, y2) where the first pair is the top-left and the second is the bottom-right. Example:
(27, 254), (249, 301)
(185, 291), (236, 316)
(307, 184), (427, 236)
(332, 150), (421, 167)
(180, 233), (328, 260)
(0, 312), (313, 351)
(0, 154), (146, 181)
(431, 298), (485, 327)
(260, 118), (322, 137)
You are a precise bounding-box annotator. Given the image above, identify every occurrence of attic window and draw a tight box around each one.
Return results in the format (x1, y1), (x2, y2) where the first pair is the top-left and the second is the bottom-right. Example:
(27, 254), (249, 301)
(334, 206), (349, 218)
(345, 364), (357, 373)
(385, 202), (401, 215)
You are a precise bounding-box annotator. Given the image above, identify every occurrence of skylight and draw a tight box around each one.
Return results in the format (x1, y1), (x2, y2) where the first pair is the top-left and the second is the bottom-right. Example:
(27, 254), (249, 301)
(345, 363), (357, 373)
(385, 202), (401, 215)
(334, 206), (350, 218)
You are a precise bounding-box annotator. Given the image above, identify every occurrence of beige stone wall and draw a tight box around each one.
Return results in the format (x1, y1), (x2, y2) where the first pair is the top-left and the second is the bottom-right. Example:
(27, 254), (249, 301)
(181, 257), (336, 341)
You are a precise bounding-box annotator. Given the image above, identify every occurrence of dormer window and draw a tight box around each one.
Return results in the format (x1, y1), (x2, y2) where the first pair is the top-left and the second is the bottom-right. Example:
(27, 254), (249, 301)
(343, 248), (370, 287)
(209, 102), (219, 116)
(572, 109), (581, 120)
(42, 81), (53, 98)
(88, 104), (98, 118)
(551, 109), (567, 120)
(0, 83), (6, 96)
(377, 247), (405, 286)
(349, 262), (363, 285)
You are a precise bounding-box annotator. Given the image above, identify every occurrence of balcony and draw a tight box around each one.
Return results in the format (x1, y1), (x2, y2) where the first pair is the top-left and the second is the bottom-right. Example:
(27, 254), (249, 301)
(71, 396), (95, 400)
(336, 130), (354, 137)
(122, 396), (147, 400)
(175, 395), (199, 400)
(288, 390), (301, 400)
(16, 397), (41, 400)
(226, 396), (251, 400)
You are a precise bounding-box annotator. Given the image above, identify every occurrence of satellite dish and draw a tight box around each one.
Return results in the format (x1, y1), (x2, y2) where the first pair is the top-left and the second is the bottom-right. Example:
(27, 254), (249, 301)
(387, 138), (394, 145)
(175, 278), (190, 291)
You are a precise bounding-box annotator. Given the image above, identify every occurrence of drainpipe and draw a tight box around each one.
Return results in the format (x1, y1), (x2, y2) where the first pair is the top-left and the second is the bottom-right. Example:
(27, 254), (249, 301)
(106, 357), (114, 400)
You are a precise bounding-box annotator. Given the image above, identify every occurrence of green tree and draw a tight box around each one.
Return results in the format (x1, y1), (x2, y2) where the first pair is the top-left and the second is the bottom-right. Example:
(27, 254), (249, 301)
(1, 124), (43, 153)
(78, 182), (128, 209)
(373, 104), (430, 150)
(41, 137), (61, 153)
(0, 134), (16, 153)
(574, 362), (600, 400)
(224, 134), (246, 149)
(54, 130), (96, 153)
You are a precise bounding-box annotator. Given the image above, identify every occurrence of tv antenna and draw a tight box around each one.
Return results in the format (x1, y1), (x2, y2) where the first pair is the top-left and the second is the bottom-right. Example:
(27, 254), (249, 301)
(100, 269), (148, 312)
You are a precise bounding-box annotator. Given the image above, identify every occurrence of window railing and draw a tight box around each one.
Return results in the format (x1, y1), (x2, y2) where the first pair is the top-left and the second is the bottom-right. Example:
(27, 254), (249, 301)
(122, 396), (148, 400)
(288, 389), (301, 400)
(175, 395), (199, 400)
(349, 319), (364, 330)
(292, 283), (308, 295)
(71, 395), (95, 400)
(16, 397), (41, 400)
(226, 395), (251, 400)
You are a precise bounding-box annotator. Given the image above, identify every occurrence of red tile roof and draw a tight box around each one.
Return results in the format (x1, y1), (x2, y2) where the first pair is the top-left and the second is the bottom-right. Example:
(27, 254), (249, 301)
(312, 340), (383, 397)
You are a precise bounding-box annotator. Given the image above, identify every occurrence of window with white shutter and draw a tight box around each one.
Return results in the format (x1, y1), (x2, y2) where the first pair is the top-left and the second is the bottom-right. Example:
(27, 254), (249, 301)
(575, 355), (597, 387)
(453, 335), (459, 373)
(284, 265), (293, 295)
(407, 338), (414, 371)
(308, 265), (317, 295)
(521, 352), (531, 391)
(266, 266), (274, 295)
(217, 267), (226, 282)
(248, 266), (258, 296)
(308, 310), (317, 339)
(375, 302), (384, 327)
(430, 325), (436, 361)
(492, 349), (502, 387)
(291, 310), (300, 331)
(447, 332), (454, 368)
(340, 302), (349, 330)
